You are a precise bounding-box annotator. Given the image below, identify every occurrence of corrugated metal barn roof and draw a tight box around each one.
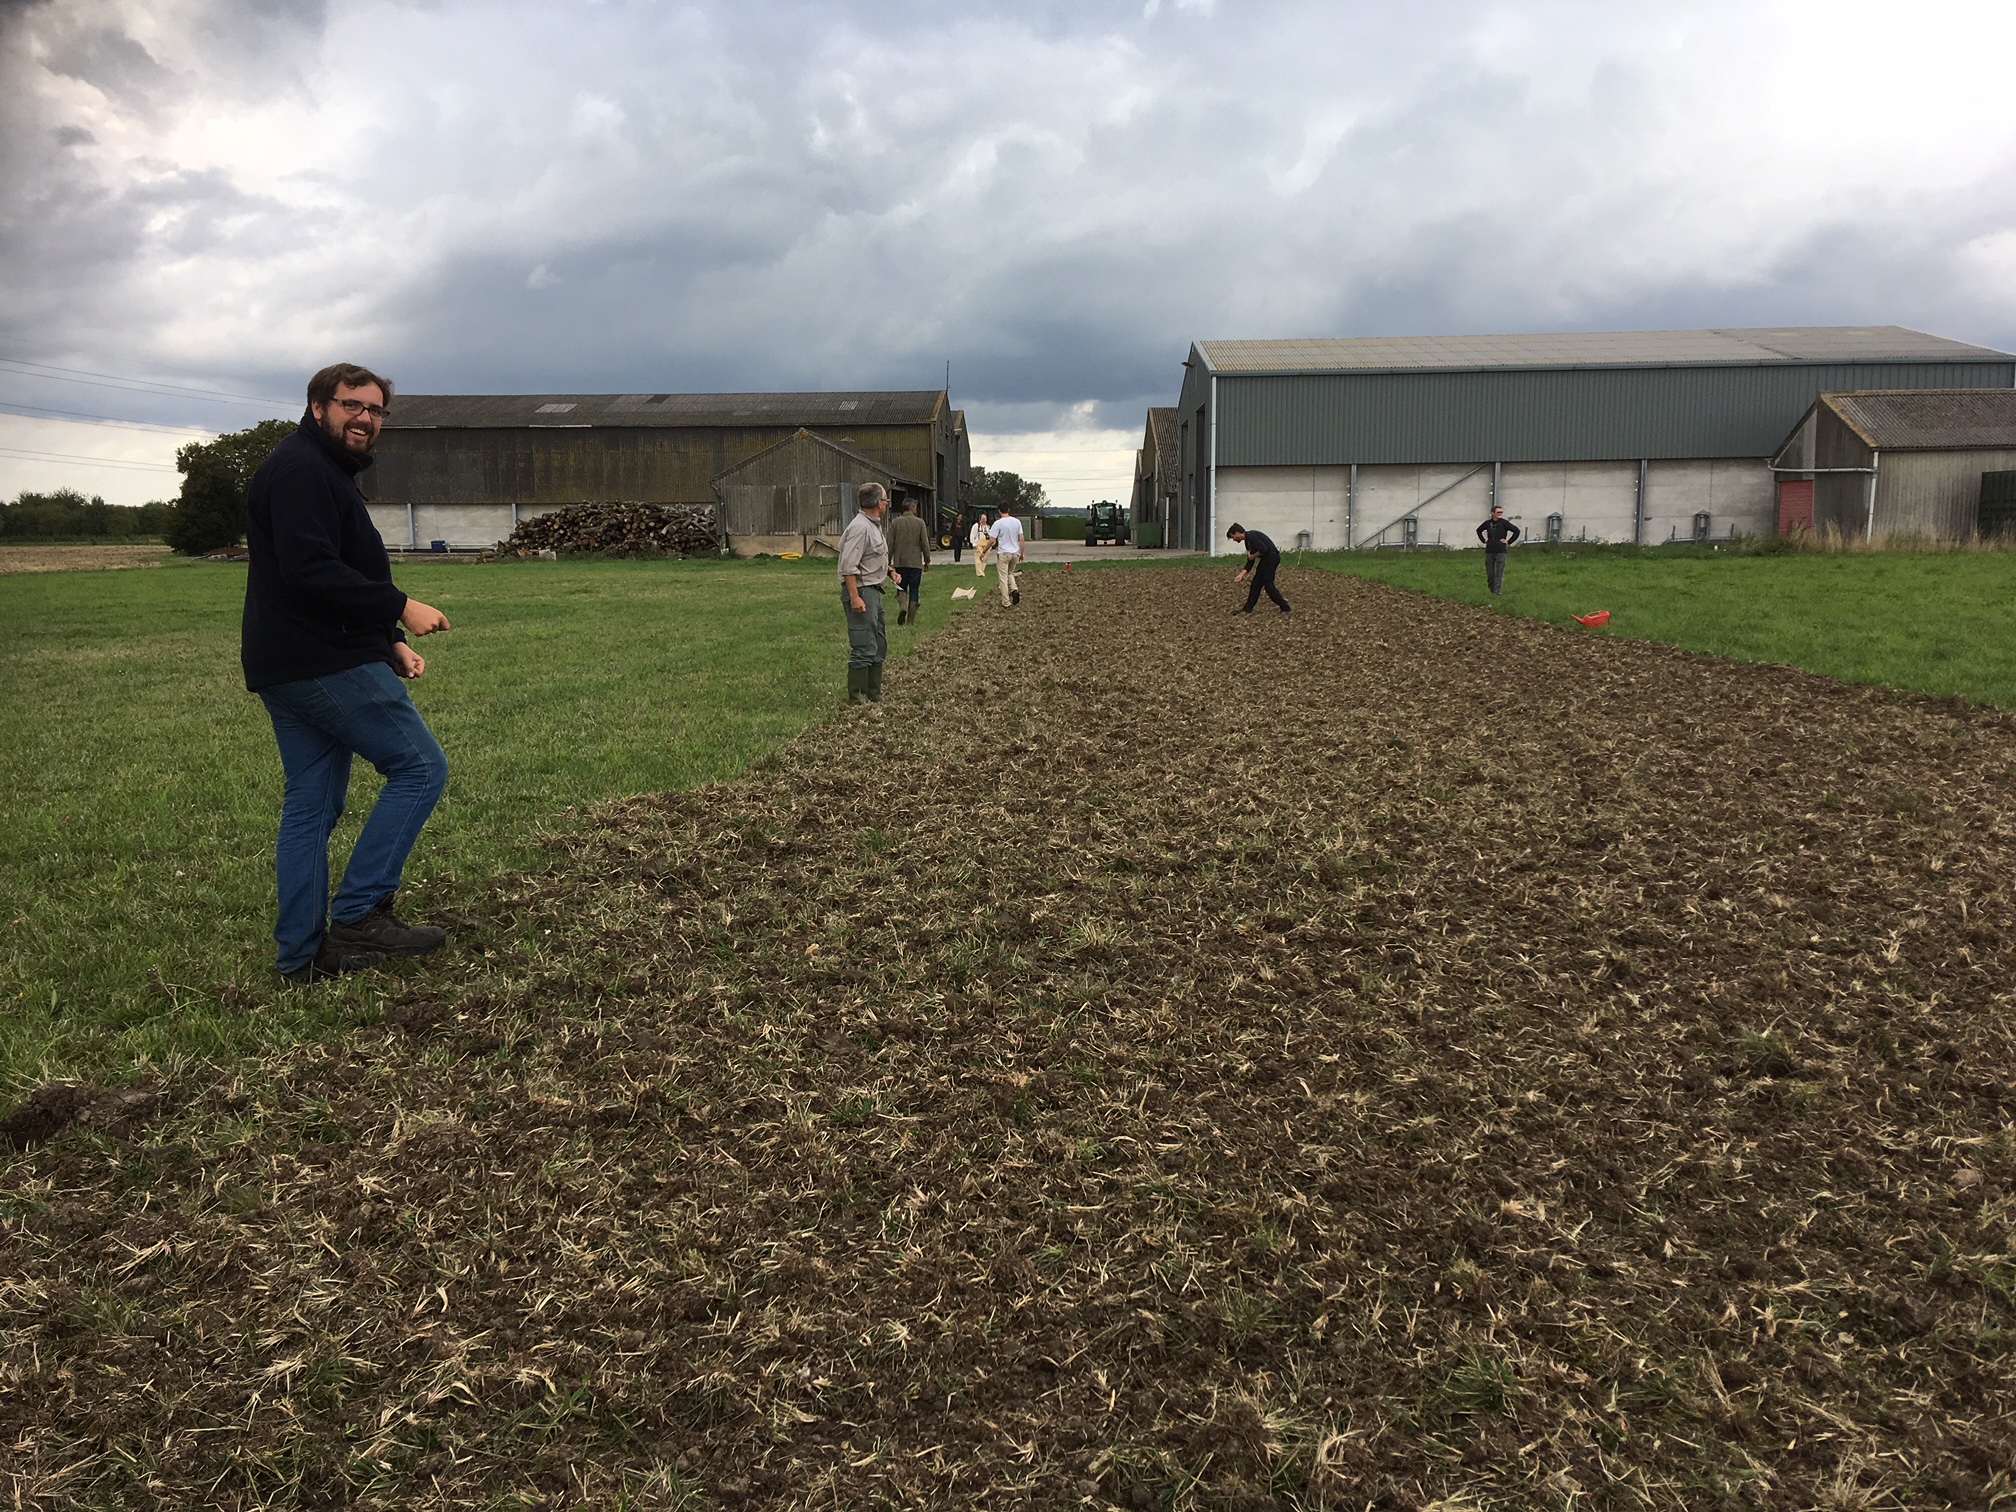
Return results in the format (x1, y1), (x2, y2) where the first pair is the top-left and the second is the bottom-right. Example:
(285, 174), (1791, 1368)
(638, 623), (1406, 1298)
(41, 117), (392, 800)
(1823, 389), (2016, 450)
(1197, 327), (2011, 374)
(385, 391), (947, 429)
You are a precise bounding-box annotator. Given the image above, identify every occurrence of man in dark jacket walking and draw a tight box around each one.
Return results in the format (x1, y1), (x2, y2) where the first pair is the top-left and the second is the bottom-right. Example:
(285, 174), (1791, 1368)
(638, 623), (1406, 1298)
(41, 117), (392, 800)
(1226, 523), (1291, 614)
(1476, 505), (1521, 595)
(244, 363), (454, 983)
(886, 495), (931, 625)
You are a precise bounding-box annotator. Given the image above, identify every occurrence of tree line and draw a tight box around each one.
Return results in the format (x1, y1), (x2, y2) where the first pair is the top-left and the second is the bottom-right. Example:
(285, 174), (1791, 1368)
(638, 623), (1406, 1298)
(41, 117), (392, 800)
(1, 490), (175, 539)
(2, 418), (294, 554)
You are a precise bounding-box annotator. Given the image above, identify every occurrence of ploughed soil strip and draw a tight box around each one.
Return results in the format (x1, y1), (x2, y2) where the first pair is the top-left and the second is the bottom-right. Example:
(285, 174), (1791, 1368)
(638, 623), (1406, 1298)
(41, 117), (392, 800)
(5, 568), (2015, 1511)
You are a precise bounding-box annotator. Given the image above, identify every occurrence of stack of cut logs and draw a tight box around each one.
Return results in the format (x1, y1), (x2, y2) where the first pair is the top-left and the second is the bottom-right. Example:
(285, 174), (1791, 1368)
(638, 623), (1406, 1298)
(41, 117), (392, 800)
(489, 502), (719, 558)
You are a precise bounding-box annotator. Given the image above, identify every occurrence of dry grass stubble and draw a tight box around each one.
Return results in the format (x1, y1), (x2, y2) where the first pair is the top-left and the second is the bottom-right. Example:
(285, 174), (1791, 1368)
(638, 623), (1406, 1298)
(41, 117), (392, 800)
(0, 543), (169, 573)
(3, 567), (2014, 1510)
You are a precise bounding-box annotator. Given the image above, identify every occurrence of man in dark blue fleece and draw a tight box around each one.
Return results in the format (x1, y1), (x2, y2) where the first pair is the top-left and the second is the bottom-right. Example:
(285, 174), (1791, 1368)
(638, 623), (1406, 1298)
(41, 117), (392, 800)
(1226, 523), (1292, 614)
(243, 363), (454, 983)
(1476, 505), (1521, 596)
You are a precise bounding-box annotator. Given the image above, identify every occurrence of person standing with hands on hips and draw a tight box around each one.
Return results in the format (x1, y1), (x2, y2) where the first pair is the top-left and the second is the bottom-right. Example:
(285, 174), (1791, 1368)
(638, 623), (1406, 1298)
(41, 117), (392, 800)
(1226, 523), (1291, 615)
(838, 481), (892, 704)
(243, 363), (454, 983)
(1476, 504), (1521, 596)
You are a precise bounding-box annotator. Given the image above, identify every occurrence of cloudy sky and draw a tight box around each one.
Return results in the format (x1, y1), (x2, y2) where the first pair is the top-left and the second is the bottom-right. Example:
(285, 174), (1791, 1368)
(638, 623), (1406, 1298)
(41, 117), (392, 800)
(6, 0), (2016, 507)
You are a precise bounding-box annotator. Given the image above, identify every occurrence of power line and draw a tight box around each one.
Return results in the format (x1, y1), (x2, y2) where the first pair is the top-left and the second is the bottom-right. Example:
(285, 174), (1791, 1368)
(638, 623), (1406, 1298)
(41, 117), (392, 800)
(0, 446), (179, 472)
(0, 358), (291, 408)
(0, 401), (212, 435)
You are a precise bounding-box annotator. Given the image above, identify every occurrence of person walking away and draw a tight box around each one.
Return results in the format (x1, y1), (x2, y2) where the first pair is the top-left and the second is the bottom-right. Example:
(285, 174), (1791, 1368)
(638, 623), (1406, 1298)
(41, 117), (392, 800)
(839, 481), (892, 703)
(950, 509), (965, 564)
(886, 495), (931, 625)
(989, 504), (1025, 606)
(1477, 505), (1521, 596)
(244, 363), (454, 983)
(1226, 523), (1291, 614)
(971, 512), (992, 577)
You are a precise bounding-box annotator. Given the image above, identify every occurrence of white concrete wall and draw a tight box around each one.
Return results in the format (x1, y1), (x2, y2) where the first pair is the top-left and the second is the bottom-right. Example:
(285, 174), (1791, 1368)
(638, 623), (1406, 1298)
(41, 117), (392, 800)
(1495, 461), (1638, 544)
(1350, 463), (1494, 550)
(1641, 459), (1774, 544)
(1210, 466), (1349, 555)
(366, 503), (565, 551)
(1208, 456), (1778, 553)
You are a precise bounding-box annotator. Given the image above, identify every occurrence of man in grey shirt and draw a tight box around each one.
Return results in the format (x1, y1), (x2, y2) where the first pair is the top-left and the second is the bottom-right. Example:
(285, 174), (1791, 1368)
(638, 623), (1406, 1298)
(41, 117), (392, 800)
(838, 481), (891, 704)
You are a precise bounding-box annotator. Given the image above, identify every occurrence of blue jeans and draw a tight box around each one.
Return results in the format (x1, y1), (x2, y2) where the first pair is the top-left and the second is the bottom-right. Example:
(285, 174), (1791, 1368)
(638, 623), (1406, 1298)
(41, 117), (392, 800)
(257, 661), (449, 972)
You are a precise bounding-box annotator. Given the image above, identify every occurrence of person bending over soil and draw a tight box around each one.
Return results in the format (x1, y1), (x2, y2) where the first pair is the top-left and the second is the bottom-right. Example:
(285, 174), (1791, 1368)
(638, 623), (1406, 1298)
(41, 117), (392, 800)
(1227, 523), (1291, 615)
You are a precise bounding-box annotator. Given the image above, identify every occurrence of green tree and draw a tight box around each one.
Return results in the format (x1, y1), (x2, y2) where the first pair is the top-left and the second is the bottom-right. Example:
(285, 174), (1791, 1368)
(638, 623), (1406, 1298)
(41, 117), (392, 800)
(968, 467), (1047, 516)
(2, 489), (88, 537)
(0, 488), (147, 538)
(162, 417), (293, 555)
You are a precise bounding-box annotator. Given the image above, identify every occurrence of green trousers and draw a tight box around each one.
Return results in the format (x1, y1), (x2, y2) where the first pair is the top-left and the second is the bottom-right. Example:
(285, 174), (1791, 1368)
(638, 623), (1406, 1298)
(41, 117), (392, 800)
(842, 582), (887, 669)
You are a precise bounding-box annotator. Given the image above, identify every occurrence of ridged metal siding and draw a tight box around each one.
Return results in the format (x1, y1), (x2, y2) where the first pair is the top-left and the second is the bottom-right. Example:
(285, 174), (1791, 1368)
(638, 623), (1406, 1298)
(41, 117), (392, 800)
(1880, 449), (2016, 537)
(365, 422), (947, 508)
(1214, 362), (2015, 466)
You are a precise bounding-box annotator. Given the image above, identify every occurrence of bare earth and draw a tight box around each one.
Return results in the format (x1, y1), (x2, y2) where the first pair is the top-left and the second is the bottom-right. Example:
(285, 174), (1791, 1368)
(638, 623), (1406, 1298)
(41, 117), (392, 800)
(3, 567), (2012, 1510)
(0, 543), (169, 574)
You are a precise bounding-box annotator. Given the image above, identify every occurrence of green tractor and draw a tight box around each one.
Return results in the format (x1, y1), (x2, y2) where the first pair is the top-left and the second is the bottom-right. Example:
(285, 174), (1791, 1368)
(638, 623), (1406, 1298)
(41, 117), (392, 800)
(1085, 499), (1129, 546)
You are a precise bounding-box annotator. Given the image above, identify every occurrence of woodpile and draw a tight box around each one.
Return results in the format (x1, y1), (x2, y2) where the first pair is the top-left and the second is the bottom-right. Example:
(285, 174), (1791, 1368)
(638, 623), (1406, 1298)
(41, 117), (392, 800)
(488, 502), (718, 558)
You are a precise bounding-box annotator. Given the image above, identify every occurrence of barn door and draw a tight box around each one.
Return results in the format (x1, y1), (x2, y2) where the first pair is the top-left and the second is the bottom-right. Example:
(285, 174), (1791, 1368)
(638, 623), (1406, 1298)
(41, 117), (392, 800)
(1776, 479), (1813, 535)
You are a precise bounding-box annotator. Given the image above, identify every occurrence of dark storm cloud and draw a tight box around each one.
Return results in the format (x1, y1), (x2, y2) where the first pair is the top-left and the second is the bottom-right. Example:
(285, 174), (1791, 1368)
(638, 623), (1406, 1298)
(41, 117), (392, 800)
(5, 0), (2016, 448)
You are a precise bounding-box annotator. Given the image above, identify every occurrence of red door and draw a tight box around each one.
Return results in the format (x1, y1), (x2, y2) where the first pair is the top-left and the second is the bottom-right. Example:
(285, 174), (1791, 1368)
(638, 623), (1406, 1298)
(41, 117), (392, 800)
(1777, 479), (1813, 535)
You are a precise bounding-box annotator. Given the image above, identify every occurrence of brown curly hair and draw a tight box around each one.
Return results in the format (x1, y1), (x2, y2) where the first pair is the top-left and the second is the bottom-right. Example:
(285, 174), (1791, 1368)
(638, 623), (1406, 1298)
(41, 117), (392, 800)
(306, 363), (394, 409)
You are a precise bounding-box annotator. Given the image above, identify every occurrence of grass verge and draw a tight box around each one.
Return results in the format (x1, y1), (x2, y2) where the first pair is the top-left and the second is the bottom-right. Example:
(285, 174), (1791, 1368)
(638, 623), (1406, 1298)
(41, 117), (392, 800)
(0, 554), (968, 1094)
(1309, 542), (2016, 707)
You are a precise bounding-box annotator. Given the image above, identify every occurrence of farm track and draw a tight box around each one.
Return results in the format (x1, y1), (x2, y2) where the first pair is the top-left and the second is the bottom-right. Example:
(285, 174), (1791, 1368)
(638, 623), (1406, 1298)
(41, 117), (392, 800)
(5, 565), (2015, 1510)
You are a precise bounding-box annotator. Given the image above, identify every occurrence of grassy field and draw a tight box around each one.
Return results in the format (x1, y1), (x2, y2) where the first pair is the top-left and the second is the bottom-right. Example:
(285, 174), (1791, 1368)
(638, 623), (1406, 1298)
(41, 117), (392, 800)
(8, 569), (2011, 1508)
(13, 540), (2012, 1097)
(0, 555), (971, 1094)
(1311, 542), (2016, 707)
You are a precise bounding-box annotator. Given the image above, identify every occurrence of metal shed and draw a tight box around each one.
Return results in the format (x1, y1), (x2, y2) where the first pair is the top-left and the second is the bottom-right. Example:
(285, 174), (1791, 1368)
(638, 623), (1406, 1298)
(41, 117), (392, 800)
(1770, 390), (2016, 540)
(713, 429), (928, 556)
(364, 390), (967, 550)
(1130, 407), (1179, 549)
(1172, 327), (2015, 555)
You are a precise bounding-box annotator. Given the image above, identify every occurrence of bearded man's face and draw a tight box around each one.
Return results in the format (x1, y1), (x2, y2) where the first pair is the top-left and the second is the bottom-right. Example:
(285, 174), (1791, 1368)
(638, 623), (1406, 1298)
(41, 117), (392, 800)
(312, 381), (388, 455)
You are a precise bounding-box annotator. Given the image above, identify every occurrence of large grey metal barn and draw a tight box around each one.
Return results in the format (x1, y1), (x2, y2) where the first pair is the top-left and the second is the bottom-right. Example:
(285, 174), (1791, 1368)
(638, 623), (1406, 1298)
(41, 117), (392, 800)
(1170, 327), (2015, 555)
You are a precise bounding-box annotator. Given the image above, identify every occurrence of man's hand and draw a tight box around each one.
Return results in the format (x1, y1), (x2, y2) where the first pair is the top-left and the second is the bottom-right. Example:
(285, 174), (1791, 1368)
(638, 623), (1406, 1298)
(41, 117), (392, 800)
(392, 642), (426, 680)
(850, 595), (867, 615)
(401, 598), (451, 635)
(1234, 570), (1249, 585)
